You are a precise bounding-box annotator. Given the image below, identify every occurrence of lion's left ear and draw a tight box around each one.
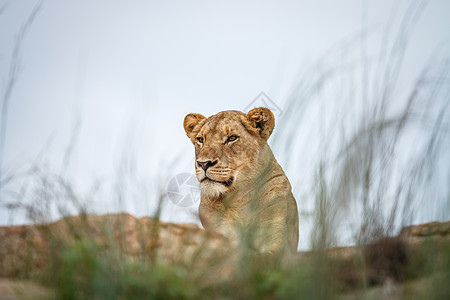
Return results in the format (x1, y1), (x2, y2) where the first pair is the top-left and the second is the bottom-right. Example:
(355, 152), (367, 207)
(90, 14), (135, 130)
(246, 107), (275, 140)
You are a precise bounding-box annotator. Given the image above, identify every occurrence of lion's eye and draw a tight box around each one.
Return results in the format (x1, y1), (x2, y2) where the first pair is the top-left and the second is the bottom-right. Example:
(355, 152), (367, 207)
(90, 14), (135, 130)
(226, 135), (239, 144)
(197, 137), (204, 143)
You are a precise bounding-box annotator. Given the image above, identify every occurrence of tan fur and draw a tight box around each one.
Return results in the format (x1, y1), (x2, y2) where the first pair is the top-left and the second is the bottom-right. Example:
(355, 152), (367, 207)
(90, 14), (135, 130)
(184, 108), (299, 253)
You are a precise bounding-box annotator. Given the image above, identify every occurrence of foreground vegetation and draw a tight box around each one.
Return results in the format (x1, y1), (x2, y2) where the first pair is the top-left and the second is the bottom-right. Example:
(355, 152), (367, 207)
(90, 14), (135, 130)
(0, 215), (449, 300)
(47, 227), (450, 300)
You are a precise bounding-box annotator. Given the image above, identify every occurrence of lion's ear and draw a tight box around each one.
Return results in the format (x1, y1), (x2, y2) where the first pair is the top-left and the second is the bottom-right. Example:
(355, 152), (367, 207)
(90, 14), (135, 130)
(183, 113), (206, 138)
(246, 107), (275, 140)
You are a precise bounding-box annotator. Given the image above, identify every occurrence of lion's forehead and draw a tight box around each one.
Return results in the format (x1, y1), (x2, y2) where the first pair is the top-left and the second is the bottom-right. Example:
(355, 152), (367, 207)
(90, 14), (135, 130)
(200, 113), (245, 138)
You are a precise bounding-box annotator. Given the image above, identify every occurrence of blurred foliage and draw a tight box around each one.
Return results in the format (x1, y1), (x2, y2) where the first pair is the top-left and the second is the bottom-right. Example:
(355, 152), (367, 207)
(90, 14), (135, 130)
(27, 227), (448, 300)
(46, 240), (194, 300)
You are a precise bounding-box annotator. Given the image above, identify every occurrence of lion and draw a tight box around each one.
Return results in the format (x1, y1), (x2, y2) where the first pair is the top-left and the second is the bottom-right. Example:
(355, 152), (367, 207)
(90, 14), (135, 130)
(183, 107), (299, 253)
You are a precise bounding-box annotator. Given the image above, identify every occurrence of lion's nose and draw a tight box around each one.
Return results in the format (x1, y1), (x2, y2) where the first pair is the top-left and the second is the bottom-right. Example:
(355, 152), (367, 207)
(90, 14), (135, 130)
(197, 160), (217, 171)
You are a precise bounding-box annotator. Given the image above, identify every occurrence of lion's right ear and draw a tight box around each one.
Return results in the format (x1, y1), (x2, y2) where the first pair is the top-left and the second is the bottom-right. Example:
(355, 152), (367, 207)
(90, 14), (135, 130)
(183, 113), (206, 138)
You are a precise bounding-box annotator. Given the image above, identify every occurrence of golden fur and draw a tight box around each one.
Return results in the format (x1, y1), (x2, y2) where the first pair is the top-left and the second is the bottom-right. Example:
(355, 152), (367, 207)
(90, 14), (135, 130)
(183, 107), (299, 253)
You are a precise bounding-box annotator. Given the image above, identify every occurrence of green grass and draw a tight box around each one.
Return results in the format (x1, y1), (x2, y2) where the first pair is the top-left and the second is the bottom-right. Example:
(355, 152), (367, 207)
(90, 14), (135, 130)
(31, 230), (448, 300)
(48, 241), (194, 300)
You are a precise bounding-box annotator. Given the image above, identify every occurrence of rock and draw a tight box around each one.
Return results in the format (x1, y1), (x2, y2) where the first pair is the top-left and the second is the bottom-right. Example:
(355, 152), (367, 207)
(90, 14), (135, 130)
(399, 220), (450, 245)
(0, 213), (230, 278)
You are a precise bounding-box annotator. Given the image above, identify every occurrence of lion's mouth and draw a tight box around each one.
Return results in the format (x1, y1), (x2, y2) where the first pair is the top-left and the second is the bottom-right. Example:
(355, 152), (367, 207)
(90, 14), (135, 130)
(201, 177), (234, 187)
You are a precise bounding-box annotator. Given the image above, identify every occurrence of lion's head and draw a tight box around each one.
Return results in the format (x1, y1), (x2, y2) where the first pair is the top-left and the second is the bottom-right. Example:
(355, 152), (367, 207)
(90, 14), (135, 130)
(183, 108), (275, 198)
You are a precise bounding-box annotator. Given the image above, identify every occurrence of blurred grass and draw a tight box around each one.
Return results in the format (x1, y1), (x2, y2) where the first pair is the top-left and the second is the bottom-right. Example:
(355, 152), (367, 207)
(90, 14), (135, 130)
(15, 223), (445, 300)
(51, 241), (194, 300)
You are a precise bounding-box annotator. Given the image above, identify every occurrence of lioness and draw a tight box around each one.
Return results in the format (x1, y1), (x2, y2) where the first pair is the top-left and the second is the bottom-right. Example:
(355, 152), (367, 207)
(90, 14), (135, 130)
(183, 107), (299, 253)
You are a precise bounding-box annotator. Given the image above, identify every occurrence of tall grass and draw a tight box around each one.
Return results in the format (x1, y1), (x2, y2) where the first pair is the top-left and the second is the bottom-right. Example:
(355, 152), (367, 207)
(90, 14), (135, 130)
(273, 0), (449, 249)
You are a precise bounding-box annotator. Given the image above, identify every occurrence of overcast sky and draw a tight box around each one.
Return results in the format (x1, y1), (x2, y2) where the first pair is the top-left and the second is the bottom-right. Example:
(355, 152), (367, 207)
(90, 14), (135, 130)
(1, 0), (449, 249)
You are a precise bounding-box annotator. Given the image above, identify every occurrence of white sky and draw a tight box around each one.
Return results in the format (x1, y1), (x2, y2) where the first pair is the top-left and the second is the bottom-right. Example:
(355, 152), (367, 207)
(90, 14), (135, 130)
(1, 0), (449, 249)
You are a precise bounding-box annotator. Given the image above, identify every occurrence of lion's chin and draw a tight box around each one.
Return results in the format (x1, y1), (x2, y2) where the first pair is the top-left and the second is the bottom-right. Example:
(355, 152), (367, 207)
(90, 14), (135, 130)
(200, 178), (229, 198)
